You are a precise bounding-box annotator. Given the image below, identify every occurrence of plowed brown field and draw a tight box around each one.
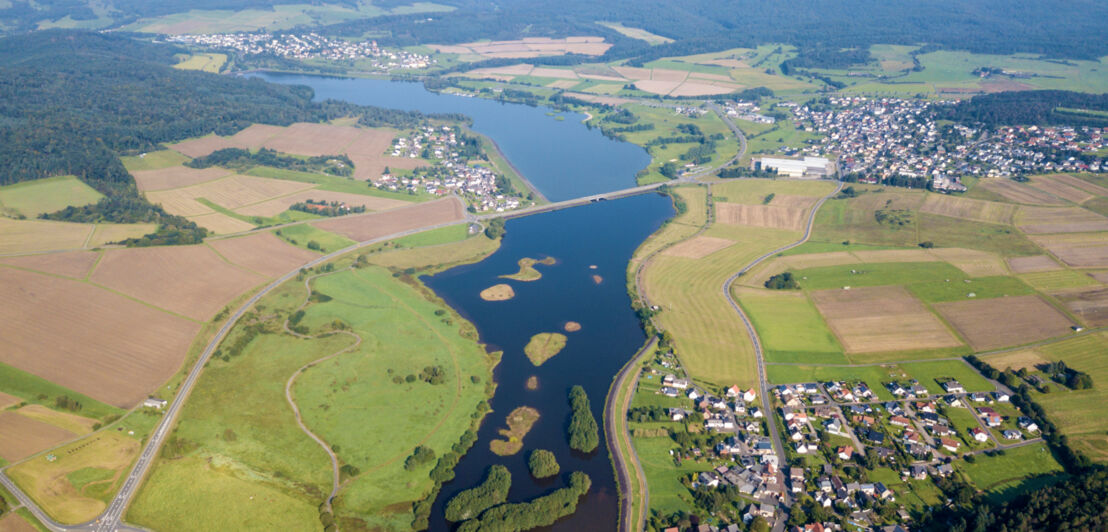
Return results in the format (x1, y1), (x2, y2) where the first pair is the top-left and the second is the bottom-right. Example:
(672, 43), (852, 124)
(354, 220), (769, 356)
(312, 197), (465, 242)
(0, 251), (99, 279)
(208, 232), (319, 278)
(934, 295), (1074, 350)
(662, 236), (736, 259)
(811, 286), (962, 353)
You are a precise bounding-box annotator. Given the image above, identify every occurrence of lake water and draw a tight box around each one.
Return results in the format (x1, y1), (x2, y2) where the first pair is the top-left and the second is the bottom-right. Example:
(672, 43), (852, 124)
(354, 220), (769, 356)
(252, 73), (650, 202)
(424, 194), (673, 531)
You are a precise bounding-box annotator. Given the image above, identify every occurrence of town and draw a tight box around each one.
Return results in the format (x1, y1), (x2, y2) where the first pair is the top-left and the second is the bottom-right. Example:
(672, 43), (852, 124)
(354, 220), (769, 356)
(634, 349), (1046, 532)
(374, 125), (527, 212)
(166, 32), (433, 69)
(781, 96), (1106, 185)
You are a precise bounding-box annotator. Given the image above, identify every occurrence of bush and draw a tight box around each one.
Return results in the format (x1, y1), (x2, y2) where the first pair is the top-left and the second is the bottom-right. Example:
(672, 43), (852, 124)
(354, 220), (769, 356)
(528, 449), (560, 478)
(404, 445), (436, 471)
(764, 271), (800, 290)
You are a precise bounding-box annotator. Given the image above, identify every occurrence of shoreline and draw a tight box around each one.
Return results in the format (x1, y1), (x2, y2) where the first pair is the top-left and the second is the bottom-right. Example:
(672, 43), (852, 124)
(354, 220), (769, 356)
(466, 125), (551, 204)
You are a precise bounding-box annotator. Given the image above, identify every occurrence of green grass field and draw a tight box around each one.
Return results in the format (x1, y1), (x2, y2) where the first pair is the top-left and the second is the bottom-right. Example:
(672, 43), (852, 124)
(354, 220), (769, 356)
(734, 289), (847, 364)
(898, 360), (993, 393)
(274, 224), (356, 254)
(1017, 270), (1100, 292)
(120, 150), (190, 172)
(956, 443), (1065, 500)
(0, 176), (103, 218)
(632, 434), (716, 516)
(245, 166), (426, 203)
(172, 53), (227, 73)
(907, 276), (1035, 303)
(392, 223), (468, 248)
(1029, 333), (1108, 463)
(793, 261), (966, 291)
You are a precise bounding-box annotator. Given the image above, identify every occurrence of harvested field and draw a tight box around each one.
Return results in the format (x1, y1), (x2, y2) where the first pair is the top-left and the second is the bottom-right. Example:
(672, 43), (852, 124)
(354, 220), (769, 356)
(530, 67), (578, 79)
(920, 194), (1017, 225)
(717, 200), (811, 230)
(547, 80), (579, 89)
(0, 218), (92, 254)
(434, 37), (610, 58)
(981, 349), (1049, 371)
(480, 284), (515, 301)
(132, 166), (231, 192)
(151, 175), (314, 214)
(927, 248), (1009, 277)
(1053, 286), (1108, 327)
(1017, 206), (1108, 234)
(1031, 234), (1108, 268)
(612, 66), (652, 80)
(851, 249), (936, 263)
(1028, 174), (1108, 204)
(811, 286), (962, 353)
(16, 405), (97, 435)
(0, 250), (99, 279)
(1008, 255), (1062, 273)
(312, 197), (465, 242)
(0, 268), (199, 408)
(208, 232), (318, 278)
(934, 295), (1074, 350)
(90, 245), (264, 321)
(1093, 272), (1108, 283)
(651, 69), (688, 82)
(0, 411), (76, 461)
(0, 391), (19, 409)
(634, 80), (681, 95)
(235, 189), (408, 218)
(260, 123), (365, 157)
(662, 236), (735, 259)
(87, 223), (157, 248)
(980, 179), (1066, 206)
(187, 213), (255, 235)
(169, 125), (284, 158)
(0, 513), (37, 532)
(668, 81), (740, 96)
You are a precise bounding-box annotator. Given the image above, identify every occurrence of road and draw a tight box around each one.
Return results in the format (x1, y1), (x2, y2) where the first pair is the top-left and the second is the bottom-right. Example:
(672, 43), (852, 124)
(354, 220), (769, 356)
(603, 337), (657, 532)
(720, 181), (843, 512)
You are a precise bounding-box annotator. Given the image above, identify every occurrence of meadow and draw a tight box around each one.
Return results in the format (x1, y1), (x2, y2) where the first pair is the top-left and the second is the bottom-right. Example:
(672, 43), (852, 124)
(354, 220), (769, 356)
(955, 443), (1065, 500)
(0, 176), (102, 218)
(733, 288), (846, 364)
(274, 224), (356, 254)
(172, 53), (227, 73)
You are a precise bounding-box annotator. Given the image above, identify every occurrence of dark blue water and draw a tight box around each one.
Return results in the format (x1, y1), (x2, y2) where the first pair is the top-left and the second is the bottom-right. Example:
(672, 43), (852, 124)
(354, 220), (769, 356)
(252, 73), (650, 202)
(424, 194), (672, 531)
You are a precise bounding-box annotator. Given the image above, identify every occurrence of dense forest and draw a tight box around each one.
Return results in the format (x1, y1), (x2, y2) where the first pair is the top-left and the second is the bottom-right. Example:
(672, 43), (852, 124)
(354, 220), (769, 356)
(0, 0), (314, 31)
(937, 90), (1108, 128)
(322, 0), (1108, 67)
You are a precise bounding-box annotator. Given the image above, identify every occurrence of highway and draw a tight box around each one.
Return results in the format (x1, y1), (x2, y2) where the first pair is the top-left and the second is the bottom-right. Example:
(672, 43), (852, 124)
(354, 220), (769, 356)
(0, 100), (753, 531)
(720, 181), (843, 513)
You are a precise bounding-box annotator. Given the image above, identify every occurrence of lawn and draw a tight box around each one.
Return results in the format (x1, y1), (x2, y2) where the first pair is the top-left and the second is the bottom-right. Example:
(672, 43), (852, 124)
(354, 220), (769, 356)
(273, 224), (356, 254)
(0, 176), (103, 218)
(734, 288), (846, 364)
(956, 443), (1065, 500)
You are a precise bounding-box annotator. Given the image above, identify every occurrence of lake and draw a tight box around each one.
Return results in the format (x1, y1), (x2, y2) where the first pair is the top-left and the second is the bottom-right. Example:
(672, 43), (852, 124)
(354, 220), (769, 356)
(424, 193), (673, 531)
(253, 73), (650, 202)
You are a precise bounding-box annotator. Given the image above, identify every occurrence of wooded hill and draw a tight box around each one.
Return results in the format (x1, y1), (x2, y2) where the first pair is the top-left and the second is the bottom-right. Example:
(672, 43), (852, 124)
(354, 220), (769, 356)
(937, 90), (1108, 128)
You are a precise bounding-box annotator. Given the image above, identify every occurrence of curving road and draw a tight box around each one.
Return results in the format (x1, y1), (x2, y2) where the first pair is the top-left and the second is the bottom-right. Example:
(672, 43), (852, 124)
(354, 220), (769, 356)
(604, 337), (657, 532)
(720, 181), (843, 511)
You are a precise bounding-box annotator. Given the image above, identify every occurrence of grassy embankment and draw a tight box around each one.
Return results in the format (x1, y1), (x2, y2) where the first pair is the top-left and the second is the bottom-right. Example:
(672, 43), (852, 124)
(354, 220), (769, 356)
(128, 231), (500, 531)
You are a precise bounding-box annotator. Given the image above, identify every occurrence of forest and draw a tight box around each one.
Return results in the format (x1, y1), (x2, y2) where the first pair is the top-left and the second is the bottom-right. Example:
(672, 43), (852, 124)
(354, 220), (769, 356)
(937, 90), (1108, 128)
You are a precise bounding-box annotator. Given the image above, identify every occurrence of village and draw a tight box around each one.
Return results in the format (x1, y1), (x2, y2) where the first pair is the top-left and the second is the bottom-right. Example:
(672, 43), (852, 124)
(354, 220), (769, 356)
(633, 349), (1045, 532)
(374, 125), (527, 212)
(166, 32), (432, 69)
(778, 96), (1106, 184)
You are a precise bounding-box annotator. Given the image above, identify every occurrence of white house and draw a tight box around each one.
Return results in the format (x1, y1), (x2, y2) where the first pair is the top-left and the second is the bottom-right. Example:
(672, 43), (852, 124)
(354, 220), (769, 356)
(143, 398), (168, 409)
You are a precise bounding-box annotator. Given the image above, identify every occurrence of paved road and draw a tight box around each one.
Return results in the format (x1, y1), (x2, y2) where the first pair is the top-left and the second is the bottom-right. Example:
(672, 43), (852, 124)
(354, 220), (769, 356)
(720, 181), (843, 512)
(604, 337), (657, 532)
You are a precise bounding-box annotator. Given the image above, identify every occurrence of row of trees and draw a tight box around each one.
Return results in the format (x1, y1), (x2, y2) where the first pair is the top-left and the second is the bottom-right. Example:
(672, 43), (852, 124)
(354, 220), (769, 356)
(187, 148), (354, 177)
(445, 464), (512, 522)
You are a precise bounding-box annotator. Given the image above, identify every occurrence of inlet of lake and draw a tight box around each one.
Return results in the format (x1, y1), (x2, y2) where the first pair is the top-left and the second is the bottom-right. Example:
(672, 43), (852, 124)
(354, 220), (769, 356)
(257, 73), (674, 530)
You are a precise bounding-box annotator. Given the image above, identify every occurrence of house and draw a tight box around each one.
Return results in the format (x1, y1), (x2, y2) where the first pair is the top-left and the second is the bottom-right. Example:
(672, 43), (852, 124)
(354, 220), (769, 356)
(909, 444), (932, 459)
(726, 384), (742, 397)
(910, 384), (929, 397)
(941, 437), (961, 452)
(943, 380), (965, 393)
(970, 392), (989, 403)
(143, 397), (168, 409)
(910, 464), (929, 480)
(743, 388), (758, 403)
(903, 430), (922, 444)
(817, 477), (833, 492)
(994, 391), (1011, 402)
(890, 415), (911, 427)
(984, 414), (1003, 428)
(944, 395), (963, 407)
(837, 446), (854, 460)
(687, 389), (701, 401)
(1018, 417), (1039, 432)
(1003, 429), (1022, 440)
(915, 401), (937, 414)
(887, 382), (907, 396)
(669, 408), (689, 421)
(661, 386), (680, 398)
(866, 430), (886, 444)
(813, 405), (835, 418)
(971, 427), (990, 442)
(936, 464), (954, 477)
(698, 471), (721, 488)
(932, 424), (953, 437)
(874, 482), (894, 500)
(825, 418), (845, 436)
(790, 467), (806, 483)
(918, 412), (941, 426)
(663, 374), (690, 389)
(804, 383), (821, 395)
(810, 394), (828, 405)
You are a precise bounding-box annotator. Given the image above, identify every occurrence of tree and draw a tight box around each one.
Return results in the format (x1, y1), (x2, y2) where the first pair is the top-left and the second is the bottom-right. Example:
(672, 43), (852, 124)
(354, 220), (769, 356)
(750, 516), (770, 532)
(528, 449), (560, 478)
(567, 386), (600, 452)
(764, 271), (800, 290)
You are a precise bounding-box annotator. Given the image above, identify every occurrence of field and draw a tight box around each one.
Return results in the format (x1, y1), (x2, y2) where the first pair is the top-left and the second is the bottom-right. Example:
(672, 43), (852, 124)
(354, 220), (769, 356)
(131, 234), (497, 531)
(926, 248), (1009, 277)
(1028, 174), (1108, 204)
(0, 176), (103, 218)
(1017, 206), (1108, 234)
(661, 235), (734, 259)
(1018, 269), (1100, 291)
(0, 411), (76, 462)
(1053, 286), (1108, 326)
(0, 250), (99, 279)
(122, 2), (449, 34)
(0, 267), (199, 408)
(131, 166), (232, 192)
(792, 261), (964, 291)
(979, 179), (1067, 206)
(919, 194), (1017, 225)
(933, 295), (1075, 350)
(312, 197), (466, 242)
(809, 286), (962, 353)
(0, 513), (36, 532)
(7, 432), (139, 524)
(955, 443), (1064, 499)
(274, 224), (356, 254)
(733, 288), (845, 364)
(642, 179), (838, 388)
(433, 37), (611, 59)
(172, 53), (226, 73)
(145, 174), (315, 221)
(0, 363), (120, 421)
(90, 244), (265, 321)
(1021, 333), (1108, 462)
(86, 223), (157, 247)
(1029, 233), (1108, 268)
(980, 349), (1049, 371)
(0, 217), (93, 254)
(715, 197), (814, 231)
(1007, 255), (1062, 273)
(207, 232), (320, 278)
(15, 405), (97, 436)
(596, 22), (673, 45)
(119, 150), (190, 172)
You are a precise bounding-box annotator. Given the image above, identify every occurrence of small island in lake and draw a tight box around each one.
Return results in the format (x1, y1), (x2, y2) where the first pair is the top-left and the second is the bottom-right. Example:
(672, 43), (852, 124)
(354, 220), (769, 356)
(489, 406), (540, 456)
(564, 321), (581, 332)
(524, 332), (567, 366)
(480, 283), (515, 301)
(500, 256), (556, 282)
